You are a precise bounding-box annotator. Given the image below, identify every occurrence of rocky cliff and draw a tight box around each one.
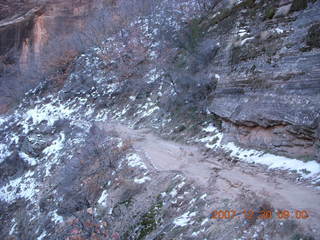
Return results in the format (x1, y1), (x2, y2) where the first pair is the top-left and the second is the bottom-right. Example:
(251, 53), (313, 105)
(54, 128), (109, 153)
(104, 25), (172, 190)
(203, 0), (320, 160)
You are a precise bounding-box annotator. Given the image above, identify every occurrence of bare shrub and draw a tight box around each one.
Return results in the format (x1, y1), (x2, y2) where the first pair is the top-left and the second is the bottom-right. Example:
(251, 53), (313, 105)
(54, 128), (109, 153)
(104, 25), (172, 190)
(57, 211), (109, 240)
(76, 0), (157, 51)
(196, 0), (224, 13)
(118, 138), (133, 152)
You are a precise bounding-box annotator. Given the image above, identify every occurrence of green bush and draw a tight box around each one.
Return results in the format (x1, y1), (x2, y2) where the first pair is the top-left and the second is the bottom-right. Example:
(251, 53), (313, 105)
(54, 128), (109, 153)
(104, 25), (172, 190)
(265, 7), (276, 19)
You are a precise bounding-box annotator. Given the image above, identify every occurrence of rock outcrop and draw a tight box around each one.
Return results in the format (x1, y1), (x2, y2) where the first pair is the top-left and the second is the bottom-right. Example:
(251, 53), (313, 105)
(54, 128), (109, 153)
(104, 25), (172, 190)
(190, 0), (320, 160)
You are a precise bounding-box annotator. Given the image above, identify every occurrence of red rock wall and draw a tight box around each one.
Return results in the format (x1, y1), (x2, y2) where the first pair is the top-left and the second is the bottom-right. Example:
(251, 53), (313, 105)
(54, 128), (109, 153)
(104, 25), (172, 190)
(0, 0), (110, 114)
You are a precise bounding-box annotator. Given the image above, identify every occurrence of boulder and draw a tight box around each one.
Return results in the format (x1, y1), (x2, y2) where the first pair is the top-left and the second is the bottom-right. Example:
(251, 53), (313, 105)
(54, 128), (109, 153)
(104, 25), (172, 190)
(274, 4), (292, 17)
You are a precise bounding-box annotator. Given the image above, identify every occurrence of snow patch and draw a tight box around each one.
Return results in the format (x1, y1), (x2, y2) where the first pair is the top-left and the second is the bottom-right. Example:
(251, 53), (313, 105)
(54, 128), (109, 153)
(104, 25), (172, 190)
(19, 152), (38, 166)
(169, 188), (178, 198)
(146, 68), (161, 83)
(197, 135), (222, 149)
(0, 116), (8, 126)
(224, 142), (320, 178)
(200, 193), (207, 200)
(43, 132), (65, 156)
(173, 211), (197, 227)
(0, 170), (38, 203)
(50, 210), (64, 224)
(127, 153), (147, 169)
(202, 124), (218, 133)
(198, 124), (320, 180)
(191, 230), (201, 237)
(9, 221), (16, 235)
(0, 144), (11, 164)
(134, 176), (151, 184)
(241, 37), (254, 46)
(37, 231), (47, 240)
(98, 190), (108, 207)
(201, 218), (209, 226)
(238, 28), (248, 37)
(106, 83), (119, 95)
(25, 101), (75, 129)
(42, 132), (66, 177)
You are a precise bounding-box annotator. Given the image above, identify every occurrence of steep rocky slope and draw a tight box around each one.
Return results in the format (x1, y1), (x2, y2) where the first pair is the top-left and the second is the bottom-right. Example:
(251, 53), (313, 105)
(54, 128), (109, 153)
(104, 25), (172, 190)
(0, 0), (320, 239)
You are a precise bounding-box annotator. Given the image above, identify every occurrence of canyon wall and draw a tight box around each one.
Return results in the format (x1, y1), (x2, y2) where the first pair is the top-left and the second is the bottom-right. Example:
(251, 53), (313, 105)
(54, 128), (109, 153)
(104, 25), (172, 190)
(0, 0), (109, 113)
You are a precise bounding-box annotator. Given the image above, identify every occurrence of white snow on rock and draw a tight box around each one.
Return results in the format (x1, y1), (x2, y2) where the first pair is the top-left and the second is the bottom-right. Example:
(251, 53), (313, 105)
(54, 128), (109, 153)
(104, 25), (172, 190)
(37, 231), (47, 240)
(202, 124), (219, 133)
(168, 179), (186, 198)
(241, 37), (254, 46)
(200, 193), (207, 200)
(19, 152), (38, 166)
(24, 101), (75, 128)
(146, 68), (161, 83)
(224, 142), (320, 178)
(43, 132), (65, 156)
(198, 124), (320, 180)
(0, 115), (8, 127)
(275, 28), (284, 34)
(0, 144), (11, 164)
(127, 153), (147, 169)
(134, 101), (160, 120)
(197, 133), (222, 149)
(42, 132), (66, 177)
(201, 218), (209, 226)
(169, 188), (178, 198)
(238, 28), (248, 37)
(140, 105), (160, 119)
(0, 170), (38, 203)
(97, 190), (108, 207)
(173, 211), (197, 227)
(117, 139), (124, 149)
(191, 230), (201, 237)
(134, 176), (151, 184)
(9, 222), (17, 235)
(106, 83), (119, 95)
(50, 210), (64, 224)
(149, 50), (158, 60)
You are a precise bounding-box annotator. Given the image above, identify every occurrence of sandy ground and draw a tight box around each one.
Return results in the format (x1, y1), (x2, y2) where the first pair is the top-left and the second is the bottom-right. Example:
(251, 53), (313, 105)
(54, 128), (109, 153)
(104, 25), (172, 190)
(105, 122), (320, 233)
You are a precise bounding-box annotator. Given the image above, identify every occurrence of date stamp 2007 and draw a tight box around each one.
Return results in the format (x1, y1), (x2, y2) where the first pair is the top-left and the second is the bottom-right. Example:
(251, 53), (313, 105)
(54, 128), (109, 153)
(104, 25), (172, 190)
(210, 209), (309, 220)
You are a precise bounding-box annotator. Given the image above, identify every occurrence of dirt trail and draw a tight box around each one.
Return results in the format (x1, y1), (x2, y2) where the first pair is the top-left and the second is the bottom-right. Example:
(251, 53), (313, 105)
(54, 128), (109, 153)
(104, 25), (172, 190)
(106, 122), (320, 228)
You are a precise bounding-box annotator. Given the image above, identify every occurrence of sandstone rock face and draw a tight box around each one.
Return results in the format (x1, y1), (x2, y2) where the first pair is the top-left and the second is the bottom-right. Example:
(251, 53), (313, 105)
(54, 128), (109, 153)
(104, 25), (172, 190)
(0, 0), (106, 63)
(0, 0), (108, 114)
(0, 7), (42, 56)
